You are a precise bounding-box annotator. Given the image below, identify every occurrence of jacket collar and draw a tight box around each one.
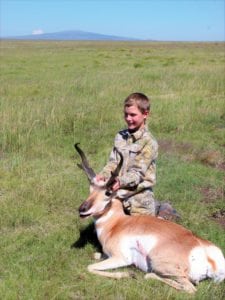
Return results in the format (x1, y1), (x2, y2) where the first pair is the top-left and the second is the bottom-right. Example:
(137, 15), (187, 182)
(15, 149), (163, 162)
(129, 125), (147, 142)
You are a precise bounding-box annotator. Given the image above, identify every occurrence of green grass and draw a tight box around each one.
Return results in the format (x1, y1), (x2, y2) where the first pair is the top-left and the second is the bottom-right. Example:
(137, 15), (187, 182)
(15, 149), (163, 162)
(0, 40), (225, 299)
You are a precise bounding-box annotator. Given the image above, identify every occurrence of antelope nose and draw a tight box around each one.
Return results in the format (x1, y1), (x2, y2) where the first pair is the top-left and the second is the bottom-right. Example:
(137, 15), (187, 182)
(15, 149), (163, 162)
(79, 201), (90, 214)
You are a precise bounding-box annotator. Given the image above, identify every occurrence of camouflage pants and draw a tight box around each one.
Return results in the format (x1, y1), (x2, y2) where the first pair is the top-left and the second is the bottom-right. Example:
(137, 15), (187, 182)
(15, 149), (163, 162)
(122, 189), (158, 216)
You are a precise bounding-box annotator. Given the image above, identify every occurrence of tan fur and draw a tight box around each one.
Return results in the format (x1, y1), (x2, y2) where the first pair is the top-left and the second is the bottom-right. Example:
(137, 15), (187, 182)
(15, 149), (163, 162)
(78, 188), (224, 294)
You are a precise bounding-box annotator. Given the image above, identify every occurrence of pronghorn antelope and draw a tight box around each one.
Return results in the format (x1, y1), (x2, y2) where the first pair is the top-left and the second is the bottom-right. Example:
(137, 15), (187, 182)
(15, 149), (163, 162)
(75, 143), (225, 293)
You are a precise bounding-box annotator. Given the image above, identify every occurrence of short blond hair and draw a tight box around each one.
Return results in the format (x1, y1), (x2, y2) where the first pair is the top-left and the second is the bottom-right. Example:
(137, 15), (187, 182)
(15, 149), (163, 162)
(124, 92), (150, 113)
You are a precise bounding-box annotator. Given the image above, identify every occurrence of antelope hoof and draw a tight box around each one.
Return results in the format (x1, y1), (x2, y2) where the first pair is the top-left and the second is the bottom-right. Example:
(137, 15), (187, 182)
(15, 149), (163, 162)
(93, 252), (102, 260)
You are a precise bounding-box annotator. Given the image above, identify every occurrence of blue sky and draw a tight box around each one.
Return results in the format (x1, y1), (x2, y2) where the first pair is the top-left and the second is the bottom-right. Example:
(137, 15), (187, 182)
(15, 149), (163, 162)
(1, 0), (224, 41)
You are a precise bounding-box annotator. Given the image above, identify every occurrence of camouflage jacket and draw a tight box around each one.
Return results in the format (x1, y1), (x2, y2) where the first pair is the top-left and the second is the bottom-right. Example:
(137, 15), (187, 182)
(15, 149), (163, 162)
(100, 126), (158, 194)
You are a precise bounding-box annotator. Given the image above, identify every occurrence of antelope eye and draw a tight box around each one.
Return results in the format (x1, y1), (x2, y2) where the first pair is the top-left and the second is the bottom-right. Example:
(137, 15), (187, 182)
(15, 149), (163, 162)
(105, 191), (111, 197)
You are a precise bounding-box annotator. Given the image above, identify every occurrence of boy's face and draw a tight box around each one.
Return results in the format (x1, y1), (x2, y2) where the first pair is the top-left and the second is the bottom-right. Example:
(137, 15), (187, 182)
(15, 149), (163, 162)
(124, 105), (149, 132)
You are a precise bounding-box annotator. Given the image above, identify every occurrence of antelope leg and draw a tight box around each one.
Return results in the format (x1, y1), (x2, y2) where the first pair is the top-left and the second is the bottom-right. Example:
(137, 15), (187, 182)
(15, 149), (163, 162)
(88, 257), (131, 279)
(145, 273), (196, 294)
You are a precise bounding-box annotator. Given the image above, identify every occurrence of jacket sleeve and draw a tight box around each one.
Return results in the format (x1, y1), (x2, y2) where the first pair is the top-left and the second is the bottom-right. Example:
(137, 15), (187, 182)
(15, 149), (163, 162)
(118, 140), (158, 188)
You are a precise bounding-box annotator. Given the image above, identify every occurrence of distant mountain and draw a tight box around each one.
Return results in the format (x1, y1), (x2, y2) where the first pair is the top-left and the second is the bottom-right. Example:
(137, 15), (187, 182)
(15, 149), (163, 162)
(2, 30), (141, 41)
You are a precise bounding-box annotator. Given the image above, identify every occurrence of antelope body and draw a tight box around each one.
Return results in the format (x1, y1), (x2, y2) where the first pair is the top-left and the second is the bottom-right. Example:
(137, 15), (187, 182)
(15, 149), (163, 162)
(75, 143), (225, 293)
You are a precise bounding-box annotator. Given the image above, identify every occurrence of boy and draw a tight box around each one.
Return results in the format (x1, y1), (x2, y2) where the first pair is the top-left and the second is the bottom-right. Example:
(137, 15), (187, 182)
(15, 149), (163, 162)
(96, 92), (159, 216)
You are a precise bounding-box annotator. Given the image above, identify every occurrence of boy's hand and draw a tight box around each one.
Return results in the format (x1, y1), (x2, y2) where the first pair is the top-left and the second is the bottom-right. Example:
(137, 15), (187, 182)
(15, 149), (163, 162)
(112, 178), (120, 191)
(95, 175), (120, 191)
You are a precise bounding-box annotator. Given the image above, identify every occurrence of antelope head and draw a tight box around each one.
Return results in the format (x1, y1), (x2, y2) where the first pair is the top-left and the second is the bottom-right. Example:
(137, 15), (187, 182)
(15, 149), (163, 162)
(74, 143), (123, 219)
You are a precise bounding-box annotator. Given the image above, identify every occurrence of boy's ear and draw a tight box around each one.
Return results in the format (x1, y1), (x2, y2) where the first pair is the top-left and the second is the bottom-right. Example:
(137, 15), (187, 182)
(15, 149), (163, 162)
(143, 110), (150, 118)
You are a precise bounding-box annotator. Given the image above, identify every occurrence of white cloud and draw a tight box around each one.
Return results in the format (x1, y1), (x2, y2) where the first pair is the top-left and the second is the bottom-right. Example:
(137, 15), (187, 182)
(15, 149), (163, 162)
(32, 29), (44, 35)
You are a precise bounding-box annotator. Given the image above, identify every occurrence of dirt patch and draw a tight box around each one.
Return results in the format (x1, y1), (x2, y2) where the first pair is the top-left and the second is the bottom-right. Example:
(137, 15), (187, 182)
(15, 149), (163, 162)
(217, 162), (225, 171)
(158, 139), (225, 171)
(211, 209), (225, 230)
(195, 150), (224, 168)
(199, 186), (225, 204)
(199, 186), (225, 230)
(158, 139), (193, 155)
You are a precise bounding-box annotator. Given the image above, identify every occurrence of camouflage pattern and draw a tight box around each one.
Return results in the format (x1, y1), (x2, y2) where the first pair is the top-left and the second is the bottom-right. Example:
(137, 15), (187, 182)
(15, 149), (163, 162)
(99, 126), (158, 216)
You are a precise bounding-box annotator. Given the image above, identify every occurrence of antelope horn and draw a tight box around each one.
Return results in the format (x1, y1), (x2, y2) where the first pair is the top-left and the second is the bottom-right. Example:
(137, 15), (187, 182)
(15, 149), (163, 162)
(74, 143), (96, 181)
(106, 147), (123, 189)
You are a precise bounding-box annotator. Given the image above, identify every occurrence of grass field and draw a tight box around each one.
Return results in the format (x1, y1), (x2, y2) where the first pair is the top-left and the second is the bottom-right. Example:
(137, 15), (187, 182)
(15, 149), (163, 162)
(0, 40), (225, 299)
